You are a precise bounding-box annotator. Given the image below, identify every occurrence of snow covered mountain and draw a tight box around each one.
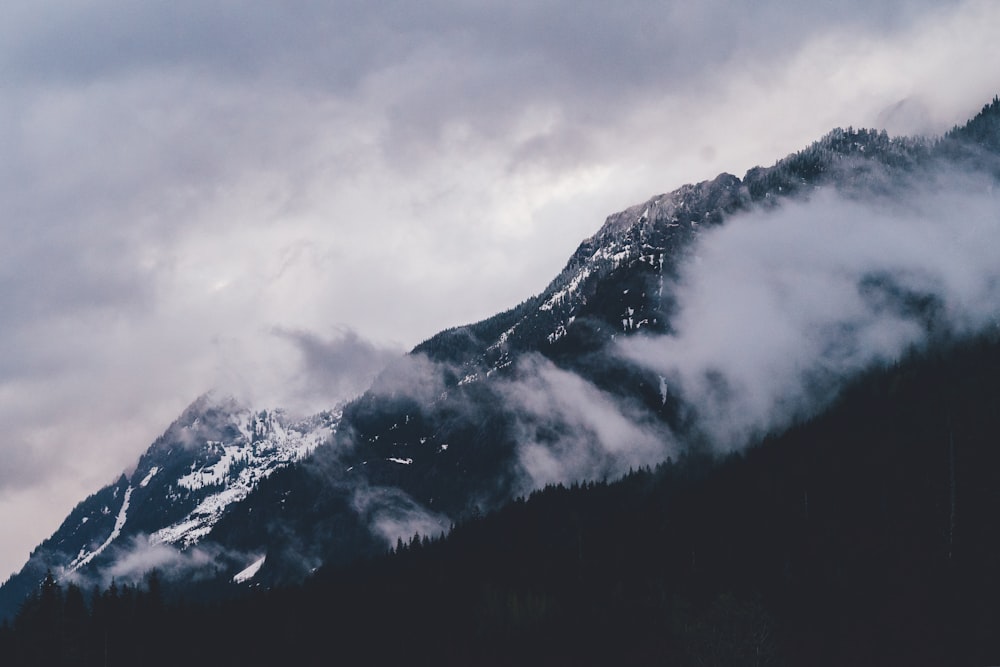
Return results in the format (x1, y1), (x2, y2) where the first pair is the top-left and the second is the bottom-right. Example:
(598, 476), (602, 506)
(3, 96), (998, 621)
(0, 394), (337, 616)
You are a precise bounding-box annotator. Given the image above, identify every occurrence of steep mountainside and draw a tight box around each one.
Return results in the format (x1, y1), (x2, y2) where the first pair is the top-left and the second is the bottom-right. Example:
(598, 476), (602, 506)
(2, 97), (998, 620)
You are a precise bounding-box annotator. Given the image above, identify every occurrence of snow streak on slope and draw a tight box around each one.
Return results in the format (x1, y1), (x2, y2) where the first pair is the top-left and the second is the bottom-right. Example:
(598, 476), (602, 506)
(139, 467), (159, 487)
(232, 555), (266, 584)
(539, 266), (593, 312)
(67, 486), (133, 574)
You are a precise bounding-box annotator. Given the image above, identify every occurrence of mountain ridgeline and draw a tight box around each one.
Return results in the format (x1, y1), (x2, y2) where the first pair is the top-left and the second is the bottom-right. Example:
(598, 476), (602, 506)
(2, 97), (1000, 660)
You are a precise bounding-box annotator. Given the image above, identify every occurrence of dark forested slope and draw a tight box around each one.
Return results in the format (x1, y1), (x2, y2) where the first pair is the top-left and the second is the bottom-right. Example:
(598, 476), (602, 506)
(6, 331), (1000, 666)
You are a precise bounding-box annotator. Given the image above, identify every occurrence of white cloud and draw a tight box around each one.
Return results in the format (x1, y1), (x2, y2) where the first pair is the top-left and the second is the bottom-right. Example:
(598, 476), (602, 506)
(621, 176), (1000, 450)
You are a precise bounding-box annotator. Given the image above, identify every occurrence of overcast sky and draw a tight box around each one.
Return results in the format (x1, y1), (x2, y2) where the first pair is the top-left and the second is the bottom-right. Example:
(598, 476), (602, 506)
(1, 0), (998, 581)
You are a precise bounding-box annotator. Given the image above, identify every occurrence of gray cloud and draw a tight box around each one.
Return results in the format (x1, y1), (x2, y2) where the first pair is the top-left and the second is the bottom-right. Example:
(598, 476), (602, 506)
(367, 352), (452, 406)
(0, 443), (49, 495)
(0, 0), (964, 172)
(274, 327), (404, 411)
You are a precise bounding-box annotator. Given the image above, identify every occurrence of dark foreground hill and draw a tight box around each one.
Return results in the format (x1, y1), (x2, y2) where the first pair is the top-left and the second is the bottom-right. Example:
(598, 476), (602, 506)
(5, 331), (1000, 666)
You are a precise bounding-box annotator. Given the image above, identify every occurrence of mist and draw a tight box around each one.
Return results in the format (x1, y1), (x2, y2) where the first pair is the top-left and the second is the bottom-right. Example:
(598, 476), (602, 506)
(60, 534), (249, 589)
(351, 484), (451, 546)
(272, 327), (405, 415)
(499, 354), (674, 491)
(620, 170), (1000, 450)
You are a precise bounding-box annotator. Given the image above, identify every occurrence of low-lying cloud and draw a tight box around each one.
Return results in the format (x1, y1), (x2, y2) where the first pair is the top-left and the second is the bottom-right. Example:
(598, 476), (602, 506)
(367, 352), (452, 406)
(621, 171), (1000, 450)
(351, 484), (451, 546)
(61, 534), (248, 589)
(500, 355), (674, 491)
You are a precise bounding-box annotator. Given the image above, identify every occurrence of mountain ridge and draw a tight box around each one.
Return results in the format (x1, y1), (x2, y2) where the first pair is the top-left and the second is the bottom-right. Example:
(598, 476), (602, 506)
(3, 95), (999, 621)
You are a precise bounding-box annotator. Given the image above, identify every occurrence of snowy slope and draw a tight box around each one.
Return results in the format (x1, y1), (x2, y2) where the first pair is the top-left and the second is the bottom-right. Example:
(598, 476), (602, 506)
(0, 394), (338, 615)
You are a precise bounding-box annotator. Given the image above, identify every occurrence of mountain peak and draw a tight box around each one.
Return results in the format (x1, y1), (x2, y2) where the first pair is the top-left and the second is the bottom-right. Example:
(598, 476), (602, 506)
(0, 395), (338, 619)
(583, 172), (746, 249)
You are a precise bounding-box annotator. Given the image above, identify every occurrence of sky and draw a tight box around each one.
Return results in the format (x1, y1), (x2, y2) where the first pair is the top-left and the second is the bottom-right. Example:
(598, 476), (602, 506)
(1, 0), (999, 582)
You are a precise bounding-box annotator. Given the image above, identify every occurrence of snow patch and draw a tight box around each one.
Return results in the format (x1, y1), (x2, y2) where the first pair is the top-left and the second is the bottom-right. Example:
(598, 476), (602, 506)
(233, 555), (266, 584)
(139, 466), (159, 488)
(540, 267), (592, 311)
(151, 412), (337, 547)
(489, 323), (519, 351)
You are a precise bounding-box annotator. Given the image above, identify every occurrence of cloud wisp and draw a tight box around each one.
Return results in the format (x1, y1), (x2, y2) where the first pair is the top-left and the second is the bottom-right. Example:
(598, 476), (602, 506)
(621, 172), (1000, 450)
(500, 355), (674, 491)
(351, 483), (451, 547)
(58, 534), (250, 590)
